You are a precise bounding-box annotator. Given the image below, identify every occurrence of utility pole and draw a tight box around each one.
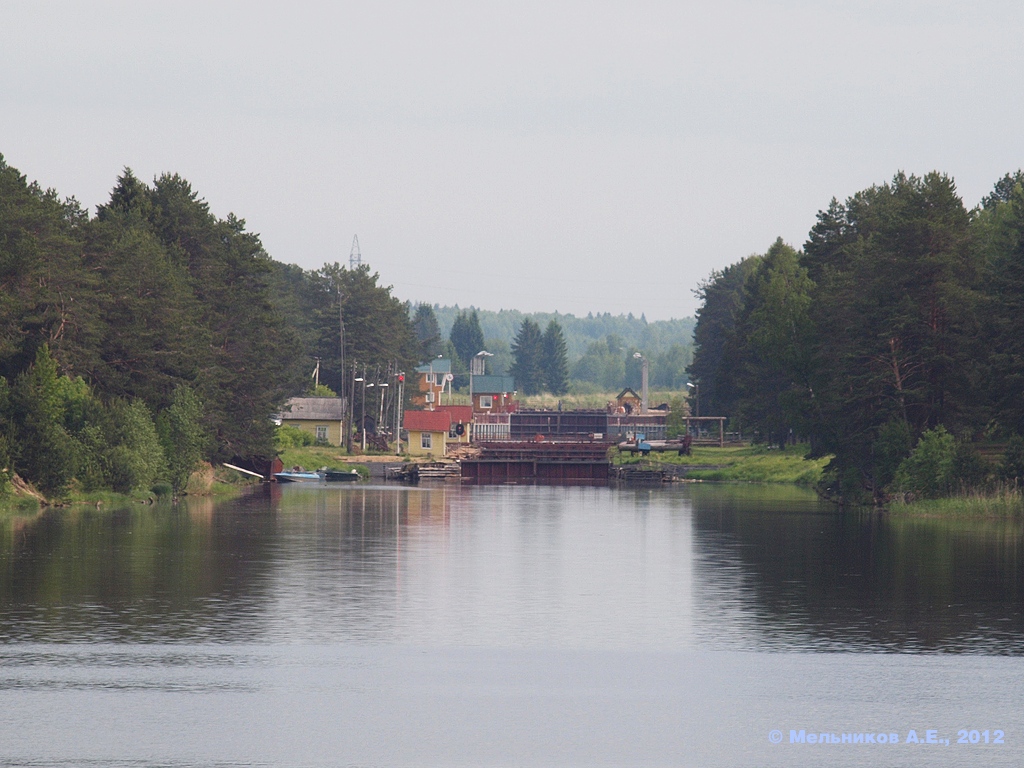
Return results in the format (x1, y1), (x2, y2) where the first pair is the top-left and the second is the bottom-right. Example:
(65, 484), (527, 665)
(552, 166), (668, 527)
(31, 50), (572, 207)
(338, 287), (346, 446)
(346, 361), (356, 452)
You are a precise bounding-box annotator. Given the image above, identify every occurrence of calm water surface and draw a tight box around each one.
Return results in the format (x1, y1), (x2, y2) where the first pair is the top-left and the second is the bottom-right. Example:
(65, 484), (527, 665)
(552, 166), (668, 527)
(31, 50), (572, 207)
(1, 483), (1022, 766)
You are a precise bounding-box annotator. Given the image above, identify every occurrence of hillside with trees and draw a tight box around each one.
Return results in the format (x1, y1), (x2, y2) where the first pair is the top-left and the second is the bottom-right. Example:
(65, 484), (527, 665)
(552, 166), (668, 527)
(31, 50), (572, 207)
(688, 170), (1024, 504)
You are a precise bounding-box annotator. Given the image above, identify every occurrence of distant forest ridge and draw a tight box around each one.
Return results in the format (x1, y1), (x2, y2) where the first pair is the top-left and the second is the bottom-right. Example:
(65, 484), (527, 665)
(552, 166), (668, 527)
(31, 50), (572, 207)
(432, 306), (695, 361)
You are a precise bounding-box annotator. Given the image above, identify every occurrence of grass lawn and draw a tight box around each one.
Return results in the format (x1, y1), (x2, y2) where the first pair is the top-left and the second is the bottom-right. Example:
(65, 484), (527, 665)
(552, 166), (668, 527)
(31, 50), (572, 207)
(614, 443), (830, 485)
(277, 445), (391, 477)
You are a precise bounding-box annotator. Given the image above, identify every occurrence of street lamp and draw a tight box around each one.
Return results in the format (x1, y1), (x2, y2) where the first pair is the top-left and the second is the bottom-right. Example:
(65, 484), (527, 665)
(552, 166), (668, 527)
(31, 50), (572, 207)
(686, 382), (699, 418)
(377, 381), (389, 432)
(633, 352), (648, 414)
(356, 369), (367, 451)
(395, 372), (405, 455)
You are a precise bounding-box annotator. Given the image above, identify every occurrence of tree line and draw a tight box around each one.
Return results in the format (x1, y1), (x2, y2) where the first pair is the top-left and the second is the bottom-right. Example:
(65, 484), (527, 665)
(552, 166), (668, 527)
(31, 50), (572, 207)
(0, 156), (419, 498)
(411, 305), (571, 395)
(688, 170), (1024, 503)
(419, 304), (693, 393)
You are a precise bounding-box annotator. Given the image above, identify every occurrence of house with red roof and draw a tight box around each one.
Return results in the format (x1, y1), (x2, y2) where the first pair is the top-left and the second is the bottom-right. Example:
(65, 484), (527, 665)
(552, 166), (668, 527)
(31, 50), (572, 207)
(403, 409), (452, 458)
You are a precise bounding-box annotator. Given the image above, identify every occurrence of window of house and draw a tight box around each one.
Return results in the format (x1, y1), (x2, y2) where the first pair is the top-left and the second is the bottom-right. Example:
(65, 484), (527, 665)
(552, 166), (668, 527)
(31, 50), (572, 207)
(315, 425), (329, 442)
(426, 373), (436, 385)
(479, 395), (493, 409)
(421, 432), (432, 449)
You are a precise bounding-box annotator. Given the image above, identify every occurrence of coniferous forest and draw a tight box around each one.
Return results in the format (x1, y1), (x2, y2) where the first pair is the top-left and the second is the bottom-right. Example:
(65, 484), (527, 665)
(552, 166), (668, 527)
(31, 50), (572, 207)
(0, 156), (419, 497)
(5, 155), (1024, 507)
(689, 170), (1024, 503)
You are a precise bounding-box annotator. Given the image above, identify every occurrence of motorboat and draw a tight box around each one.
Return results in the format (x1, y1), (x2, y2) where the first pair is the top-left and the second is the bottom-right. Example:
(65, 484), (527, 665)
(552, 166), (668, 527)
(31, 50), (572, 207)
(273, 468), (321, 482)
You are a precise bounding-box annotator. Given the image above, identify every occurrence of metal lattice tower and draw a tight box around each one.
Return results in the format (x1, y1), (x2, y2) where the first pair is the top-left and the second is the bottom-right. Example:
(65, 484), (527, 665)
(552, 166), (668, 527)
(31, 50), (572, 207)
(349, 235), (362, 269)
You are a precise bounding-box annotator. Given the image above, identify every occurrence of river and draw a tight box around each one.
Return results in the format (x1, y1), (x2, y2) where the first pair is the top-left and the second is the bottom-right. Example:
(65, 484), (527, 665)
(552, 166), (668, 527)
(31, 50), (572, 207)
(1, 483), (1021, 766)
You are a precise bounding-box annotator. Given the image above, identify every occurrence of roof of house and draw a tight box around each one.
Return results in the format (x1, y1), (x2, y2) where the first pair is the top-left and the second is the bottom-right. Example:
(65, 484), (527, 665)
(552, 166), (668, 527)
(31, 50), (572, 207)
(472, 375), (515, 394)
(437, 405), (473, 424)
(403, 410), (451, 432)
(415, 359), (452, 375)
(281, 397), (346, 421)
(616, 388), (641, 400)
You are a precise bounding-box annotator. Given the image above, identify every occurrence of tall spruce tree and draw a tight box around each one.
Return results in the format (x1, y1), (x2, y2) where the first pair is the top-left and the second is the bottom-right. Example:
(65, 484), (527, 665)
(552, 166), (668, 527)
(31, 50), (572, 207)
(412, 303), (443, 360)
(541, 319), (569, 395)
(688, 256), (761, 418)
(510, 318), (544, 395)
(449, 310), (485, 369)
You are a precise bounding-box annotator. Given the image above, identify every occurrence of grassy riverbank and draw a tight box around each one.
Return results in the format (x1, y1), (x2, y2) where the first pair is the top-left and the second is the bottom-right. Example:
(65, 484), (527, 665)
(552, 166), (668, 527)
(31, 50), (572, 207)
(887, 487), (1024, 517)
(277, 445), (379, 477)
(614, 443), (829, 484)
(0, 463), (258, 512)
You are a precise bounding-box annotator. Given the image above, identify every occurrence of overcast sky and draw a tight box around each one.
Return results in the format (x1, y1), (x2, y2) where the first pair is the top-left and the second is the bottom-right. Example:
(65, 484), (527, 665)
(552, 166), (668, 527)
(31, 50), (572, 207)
(3, 1), (1022, 320)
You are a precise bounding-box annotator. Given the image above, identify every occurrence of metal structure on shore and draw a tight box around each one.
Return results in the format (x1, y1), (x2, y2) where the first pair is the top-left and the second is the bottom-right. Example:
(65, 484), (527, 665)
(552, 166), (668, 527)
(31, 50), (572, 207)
(461, 440), (611, 484)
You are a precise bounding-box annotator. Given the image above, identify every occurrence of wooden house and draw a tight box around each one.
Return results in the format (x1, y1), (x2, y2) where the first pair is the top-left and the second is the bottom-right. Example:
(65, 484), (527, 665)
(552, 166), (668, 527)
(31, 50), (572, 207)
(403, 409), (451, 458)
(279, 397), (347, 445)
(470, 375), (516, 414)
(412, 358), (451, 409)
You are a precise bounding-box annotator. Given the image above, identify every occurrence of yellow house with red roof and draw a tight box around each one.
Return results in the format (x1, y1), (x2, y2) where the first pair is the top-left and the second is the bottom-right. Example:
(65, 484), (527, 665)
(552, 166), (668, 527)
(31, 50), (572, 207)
(404, 410), (451, 458)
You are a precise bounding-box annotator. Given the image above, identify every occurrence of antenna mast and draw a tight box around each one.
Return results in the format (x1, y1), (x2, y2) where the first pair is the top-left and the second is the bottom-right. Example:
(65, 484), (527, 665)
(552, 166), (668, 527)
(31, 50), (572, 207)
(349, 235), (362, 269)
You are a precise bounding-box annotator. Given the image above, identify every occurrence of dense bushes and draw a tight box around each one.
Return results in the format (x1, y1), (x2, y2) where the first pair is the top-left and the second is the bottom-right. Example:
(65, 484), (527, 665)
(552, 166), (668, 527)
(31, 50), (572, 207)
(0, 345), (202, 497)
(275, 425), (316, 450)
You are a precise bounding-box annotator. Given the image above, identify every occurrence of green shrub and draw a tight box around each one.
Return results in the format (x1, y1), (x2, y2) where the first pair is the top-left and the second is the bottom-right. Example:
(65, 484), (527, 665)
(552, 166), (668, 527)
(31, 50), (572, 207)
(276, 425), (315, 449)
(951, 441), (990, 490)
(11, 345), (76, 495)
(103, 400), (167, 493)
(156, 385), (206, 493)
(307, 383), (337, 397)
(893, 427), (956, 499)
(151, 483), (173, 498)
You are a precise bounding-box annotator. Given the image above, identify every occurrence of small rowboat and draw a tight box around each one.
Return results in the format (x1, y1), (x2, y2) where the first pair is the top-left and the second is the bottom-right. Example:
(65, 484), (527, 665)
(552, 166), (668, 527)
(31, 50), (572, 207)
(322, 468), (360, 482)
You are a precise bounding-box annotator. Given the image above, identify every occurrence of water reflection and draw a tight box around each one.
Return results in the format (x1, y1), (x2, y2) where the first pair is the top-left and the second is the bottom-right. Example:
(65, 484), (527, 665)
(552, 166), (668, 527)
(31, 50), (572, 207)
(0, 484), (1022, 653)
(688, 484), (1024, 653)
